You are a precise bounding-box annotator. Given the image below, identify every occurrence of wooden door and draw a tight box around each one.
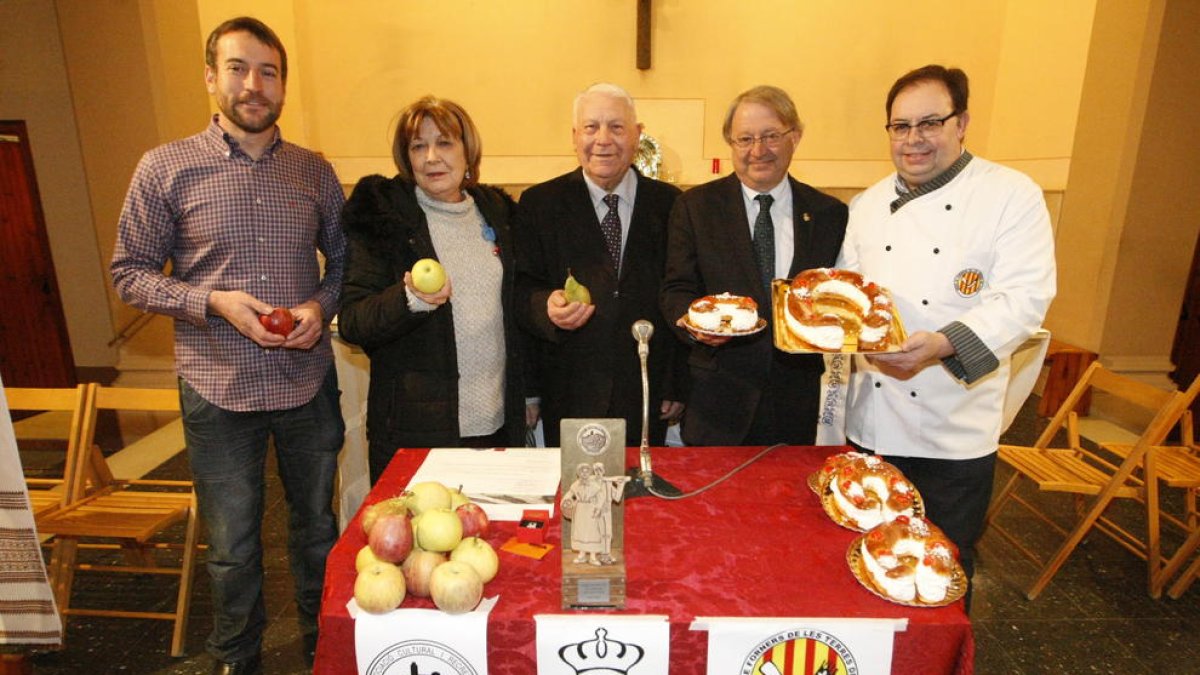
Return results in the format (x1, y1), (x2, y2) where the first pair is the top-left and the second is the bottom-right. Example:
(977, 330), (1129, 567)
(0, 120), (76, 387)
(1172, 230), (1200, 415)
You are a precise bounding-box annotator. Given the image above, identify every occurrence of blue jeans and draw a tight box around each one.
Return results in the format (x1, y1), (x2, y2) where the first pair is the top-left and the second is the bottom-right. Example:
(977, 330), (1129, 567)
(179, 366), (344, 662)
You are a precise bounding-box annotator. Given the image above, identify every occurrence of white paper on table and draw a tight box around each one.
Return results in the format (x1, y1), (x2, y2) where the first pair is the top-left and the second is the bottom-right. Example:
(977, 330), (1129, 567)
(408, 447), (561, 521)
(692, 616), (907, 675)
(353, 597), (497, 675)
(534, 614), (670, 675)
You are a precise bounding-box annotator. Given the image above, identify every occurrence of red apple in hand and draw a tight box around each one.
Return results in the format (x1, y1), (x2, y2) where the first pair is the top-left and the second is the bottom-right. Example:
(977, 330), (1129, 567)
(259, 308), (295, 336)
(368, 512), (414, 563)
(455, 502), (490, 539)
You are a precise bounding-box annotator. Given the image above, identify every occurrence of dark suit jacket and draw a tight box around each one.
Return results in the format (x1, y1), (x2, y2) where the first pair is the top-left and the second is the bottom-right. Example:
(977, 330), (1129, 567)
(514, 167), (684, 446)
(660, 174), (848, 446)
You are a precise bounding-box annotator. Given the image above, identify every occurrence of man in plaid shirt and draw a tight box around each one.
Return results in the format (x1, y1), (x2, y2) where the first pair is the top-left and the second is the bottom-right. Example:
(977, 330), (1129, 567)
(111, 17), (345, 675)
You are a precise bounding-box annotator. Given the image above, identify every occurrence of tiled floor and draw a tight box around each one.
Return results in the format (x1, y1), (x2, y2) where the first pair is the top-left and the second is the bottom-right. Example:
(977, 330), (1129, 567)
(17, 395), (1200, 674)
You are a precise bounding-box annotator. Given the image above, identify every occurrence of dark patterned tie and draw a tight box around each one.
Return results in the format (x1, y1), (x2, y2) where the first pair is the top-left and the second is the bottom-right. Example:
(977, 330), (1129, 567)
(753, 194), (775, 294)
(600, 193), (622, 272)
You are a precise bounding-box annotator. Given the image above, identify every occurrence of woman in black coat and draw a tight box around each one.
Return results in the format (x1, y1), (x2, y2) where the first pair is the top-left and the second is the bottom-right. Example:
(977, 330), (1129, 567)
(338, 96), (530, 484)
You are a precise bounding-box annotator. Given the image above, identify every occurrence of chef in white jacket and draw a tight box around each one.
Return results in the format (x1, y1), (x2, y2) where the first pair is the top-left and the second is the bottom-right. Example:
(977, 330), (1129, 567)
(838, 65), (1056, 605)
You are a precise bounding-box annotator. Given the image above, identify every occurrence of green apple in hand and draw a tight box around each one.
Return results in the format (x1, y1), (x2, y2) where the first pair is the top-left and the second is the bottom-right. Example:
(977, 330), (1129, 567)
(411, 258), (446, 294)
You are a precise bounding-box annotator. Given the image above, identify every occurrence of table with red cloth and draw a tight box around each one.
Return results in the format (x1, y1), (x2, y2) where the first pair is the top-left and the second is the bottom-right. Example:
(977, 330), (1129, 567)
(316, 446), (974, 674)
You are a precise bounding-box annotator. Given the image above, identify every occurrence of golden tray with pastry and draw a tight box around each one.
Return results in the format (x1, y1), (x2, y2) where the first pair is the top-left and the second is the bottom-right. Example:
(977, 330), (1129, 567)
(846, 516), (967, 608)
(682, 292), (767, 337)
(813, 452), (924, 532)
(772, 268), (907, 353)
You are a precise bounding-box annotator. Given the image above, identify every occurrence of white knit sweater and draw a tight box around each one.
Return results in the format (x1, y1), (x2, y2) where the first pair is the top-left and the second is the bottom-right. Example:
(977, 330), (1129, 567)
(416, 187), (506, 437)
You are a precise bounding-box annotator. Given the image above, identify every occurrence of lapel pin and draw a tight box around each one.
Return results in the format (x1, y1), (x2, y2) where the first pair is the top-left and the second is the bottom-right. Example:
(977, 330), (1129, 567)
(802, 213), (812, 222)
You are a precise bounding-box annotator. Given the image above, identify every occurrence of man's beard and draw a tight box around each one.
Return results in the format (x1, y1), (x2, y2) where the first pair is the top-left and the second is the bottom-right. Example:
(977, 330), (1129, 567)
(220, 94), (282, 134)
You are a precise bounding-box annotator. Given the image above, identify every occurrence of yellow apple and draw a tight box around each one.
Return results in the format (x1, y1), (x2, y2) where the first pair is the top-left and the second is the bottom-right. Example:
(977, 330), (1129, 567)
(403, 481), (452, 515)
(450, 536), (499, 583)
(354, 562), (406, 614)
(411, 258), (446, 294)
(416, 508), (463, 552)
(355, 545), (382, 572)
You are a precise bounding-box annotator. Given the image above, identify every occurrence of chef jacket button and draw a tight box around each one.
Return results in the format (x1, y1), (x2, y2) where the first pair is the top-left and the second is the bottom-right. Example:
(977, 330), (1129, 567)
(874, 382), (881, 389)
(945, 204), (952, 210)
(910, 391), (918, 397)
(885, 245), (892, 252)
(933, 247), (940, 254)
(922, 299), (929, 306)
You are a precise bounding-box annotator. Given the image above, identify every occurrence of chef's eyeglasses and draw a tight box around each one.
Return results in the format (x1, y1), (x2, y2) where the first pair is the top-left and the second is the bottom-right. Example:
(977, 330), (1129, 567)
(730, 129), (794, 150)
(884, 112), (958, 140)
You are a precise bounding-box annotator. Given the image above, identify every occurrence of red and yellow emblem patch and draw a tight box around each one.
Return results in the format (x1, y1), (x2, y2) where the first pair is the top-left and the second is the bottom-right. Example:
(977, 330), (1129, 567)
(747, 631), (855, 675)
(954, 268), (984, 298)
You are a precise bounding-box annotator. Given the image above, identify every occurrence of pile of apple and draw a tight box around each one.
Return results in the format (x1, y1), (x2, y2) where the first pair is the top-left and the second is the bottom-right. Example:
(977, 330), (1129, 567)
(354, 481), (498, 615)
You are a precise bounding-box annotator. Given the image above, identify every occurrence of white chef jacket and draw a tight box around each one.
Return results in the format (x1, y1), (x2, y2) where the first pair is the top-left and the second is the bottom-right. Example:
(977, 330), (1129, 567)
(837, 155), (1056, 460)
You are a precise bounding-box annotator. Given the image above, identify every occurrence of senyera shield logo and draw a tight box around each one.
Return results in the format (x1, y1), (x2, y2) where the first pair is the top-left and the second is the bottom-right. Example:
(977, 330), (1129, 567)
(741, 629), (858, 675)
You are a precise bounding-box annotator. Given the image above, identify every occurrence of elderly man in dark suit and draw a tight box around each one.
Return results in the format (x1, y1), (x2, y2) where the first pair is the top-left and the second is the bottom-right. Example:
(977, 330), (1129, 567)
(515, 83), (685, 447)
(661, 85), (848, 446)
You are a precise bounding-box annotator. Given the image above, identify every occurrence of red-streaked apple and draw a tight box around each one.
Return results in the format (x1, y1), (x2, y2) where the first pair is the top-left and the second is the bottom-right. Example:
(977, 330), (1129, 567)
(455, 502), (490, 539)
(258, 308), (295, 336)
(429, 560), (483, 614)
(400, 549), (446, 598)
(411, 258), (446, 294)
(449, 536), (499, 583)
(361, 497), (409, 536)
(403, 482), (452, 515)
(368, 512), (414, 563)
(416, 508), (462, 553)
(354, 562), (406, 614)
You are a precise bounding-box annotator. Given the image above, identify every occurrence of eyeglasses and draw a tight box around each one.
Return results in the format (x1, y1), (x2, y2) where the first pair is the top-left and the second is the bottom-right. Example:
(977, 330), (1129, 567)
(730, 128), (794, 150)
(884, 113), (958, 140)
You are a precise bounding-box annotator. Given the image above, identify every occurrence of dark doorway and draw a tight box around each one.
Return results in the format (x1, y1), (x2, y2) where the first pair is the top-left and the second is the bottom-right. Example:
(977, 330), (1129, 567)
(1171, 229), (1200, 416)
(0, 120), (76, 387)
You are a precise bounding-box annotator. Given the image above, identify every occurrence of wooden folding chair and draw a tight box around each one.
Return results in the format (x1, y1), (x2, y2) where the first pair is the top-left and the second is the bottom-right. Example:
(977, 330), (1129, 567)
(1097, 375), (1200, 596)
(36, 384), (199, 657)
(984, 362), (1192, 599)
(6, 385), (89, 518)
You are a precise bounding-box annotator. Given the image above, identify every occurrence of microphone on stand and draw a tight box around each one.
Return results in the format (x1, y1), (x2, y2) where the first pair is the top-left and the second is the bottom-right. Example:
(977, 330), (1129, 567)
(632, 320), (654, 488)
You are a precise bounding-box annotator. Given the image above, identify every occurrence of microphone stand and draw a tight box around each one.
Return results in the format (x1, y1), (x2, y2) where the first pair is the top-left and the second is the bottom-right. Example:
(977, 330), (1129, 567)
(634, 320), (653, 488)
(625, 320), (681, 499)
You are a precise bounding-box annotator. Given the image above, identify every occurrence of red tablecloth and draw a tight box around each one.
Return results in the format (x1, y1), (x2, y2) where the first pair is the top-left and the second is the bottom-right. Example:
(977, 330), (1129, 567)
(316, 446), (974, 674)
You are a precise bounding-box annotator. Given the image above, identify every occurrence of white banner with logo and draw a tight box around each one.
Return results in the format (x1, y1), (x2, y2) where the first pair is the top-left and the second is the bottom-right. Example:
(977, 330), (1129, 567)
(535, 614), (670, 675)
(352, 597), (497, 675)
(816, 353), (849, 446)
(694, 616), (906, 675)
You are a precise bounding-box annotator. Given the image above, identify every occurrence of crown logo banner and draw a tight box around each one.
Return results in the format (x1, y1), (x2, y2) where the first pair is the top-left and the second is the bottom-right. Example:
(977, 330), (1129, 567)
(693, 616), (907, 675)
(535, 614), (669, 674)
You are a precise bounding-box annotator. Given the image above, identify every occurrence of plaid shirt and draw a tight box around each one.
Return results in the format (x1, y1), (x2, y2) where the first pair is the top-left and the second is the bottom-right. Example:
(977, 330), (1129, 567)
(112, 117), (346, 412)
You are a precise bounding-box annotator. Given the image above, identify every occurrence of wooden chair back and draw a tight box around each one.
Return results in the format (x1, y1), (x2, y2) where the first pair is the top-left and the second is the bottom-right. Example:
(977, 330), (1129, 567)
(6, 385), (90, 516)
(35, 384), (197, 657)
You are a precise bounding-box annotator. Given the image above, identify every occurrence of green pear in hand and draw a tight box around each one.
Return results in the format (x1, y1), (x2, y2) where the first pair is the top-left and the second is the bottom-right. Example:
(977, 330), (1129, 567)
(563, 269), (592, 305)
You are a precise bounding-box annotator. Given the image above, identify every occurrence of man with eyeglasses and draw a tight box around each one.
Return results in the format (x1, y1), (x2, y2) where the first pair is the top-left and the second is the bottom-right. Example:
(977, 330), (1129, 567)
(661, 85), (847, 446)
(837, 65), (1056, 605)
